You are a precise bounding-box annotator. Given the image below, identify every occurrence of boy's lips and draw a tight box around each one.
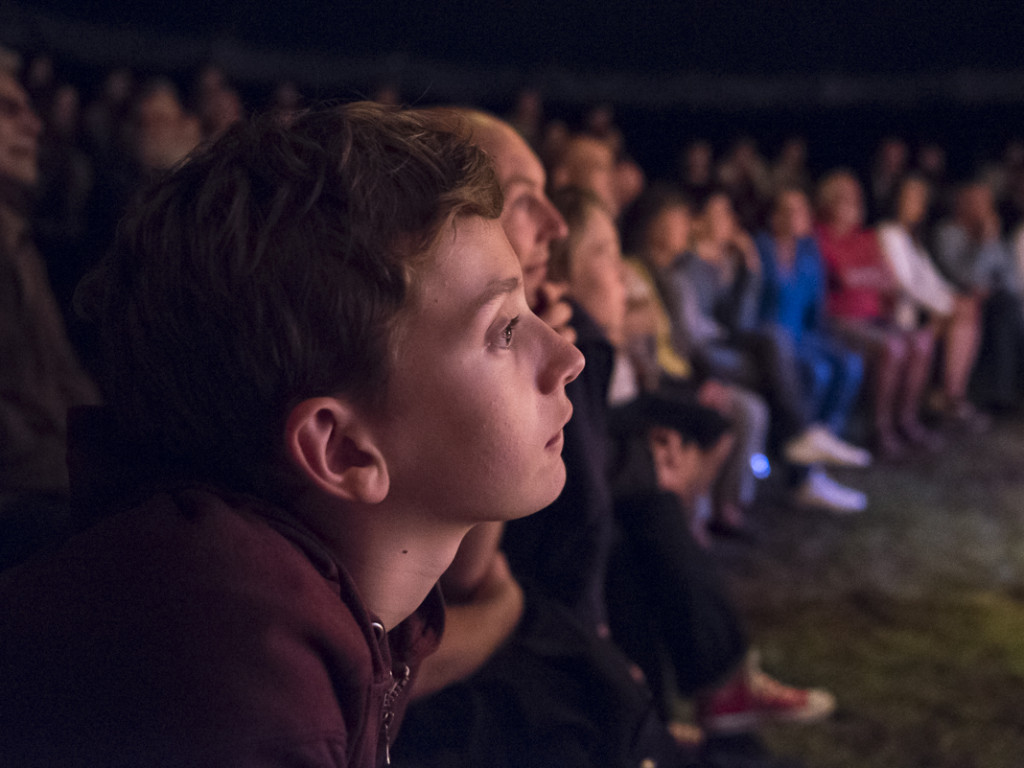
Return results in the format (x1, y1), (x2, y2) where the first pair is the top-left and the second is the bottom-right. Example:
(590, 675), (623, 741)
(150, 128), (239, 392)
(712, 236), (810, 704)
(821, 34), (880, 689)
(545, 404), (574, 448)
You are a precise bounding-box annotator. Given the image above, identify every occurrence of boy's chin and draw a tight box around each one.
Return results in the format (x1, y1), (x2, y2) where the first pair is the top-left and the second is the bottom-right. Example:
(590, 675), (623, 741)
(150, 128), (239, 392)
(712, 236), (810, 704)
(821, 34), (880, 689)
(514, 466), (567, 519)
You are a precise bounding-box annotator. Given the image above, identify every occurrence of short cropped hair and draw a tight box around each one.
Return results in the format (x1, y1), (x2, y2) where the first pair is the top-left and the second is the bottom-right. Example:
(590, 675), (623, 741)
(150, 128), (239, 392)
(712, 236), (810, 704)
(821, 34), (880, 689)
(81, 102), (502, 496)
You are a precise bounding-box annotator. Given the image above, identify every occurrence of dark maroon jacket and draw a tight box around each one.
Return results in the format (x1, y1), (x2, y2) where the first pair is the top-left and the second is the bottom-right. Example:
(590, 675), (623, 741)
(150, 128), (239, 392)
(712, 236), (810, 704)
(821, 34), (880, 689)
(0, 408), (444, 767)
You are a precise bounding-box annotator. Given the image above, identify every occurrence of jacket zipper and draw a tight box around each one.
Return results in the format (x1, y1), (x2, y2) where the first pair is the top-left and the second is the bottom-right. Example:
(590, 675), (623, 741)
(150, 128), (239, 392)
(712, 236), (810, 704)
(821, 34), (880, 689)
(381, 663), (411, 765)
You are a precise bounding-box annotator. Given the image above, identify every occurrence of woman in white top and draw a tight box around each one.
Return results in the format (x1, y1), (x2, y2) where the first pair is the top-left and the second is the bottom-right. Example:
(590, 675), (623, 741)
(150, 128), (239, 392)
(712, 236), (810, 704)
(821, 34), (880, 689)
(877, 175), (987, 427)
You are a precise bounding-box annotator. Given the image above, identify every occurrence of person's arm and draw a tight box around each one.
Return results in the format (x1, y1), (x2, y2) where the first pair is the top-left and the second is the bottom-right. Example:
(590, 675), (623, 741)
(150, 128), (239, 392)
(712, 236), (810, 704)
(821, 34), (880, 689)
(877, 224), (916, 295)
(932, 223), (978, 291)
(732, 246), (763, 332)
(883, 225), (955, 314)
(805, 237), (827, 333)
(410, 522), (524, 700)
(667, 260), (726, 351)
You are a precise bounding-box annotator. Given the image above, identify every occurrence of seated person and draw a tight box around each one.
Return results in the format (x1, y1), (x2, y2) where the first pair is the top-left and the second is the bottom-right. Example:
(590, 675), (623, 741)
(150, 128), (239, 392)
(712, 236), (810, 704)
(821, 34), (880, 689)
(816, 170), (942, 459)
(0, 103), (585, 767)
(0, 66), (100, 571)
(547, 184), (735, 528)
(397, 110), (830, 768)
(877, 175), (988, 429)
(619, 183), (770, 539)
(0, 66), (99, 497)
(661, 190), (869, 512)
(547, 183), (836, 739)
(757, 187), (866, 441)
(398, 108), (695, 768)
(933, 181), (1024, 411)
(715, 137), (773, 233)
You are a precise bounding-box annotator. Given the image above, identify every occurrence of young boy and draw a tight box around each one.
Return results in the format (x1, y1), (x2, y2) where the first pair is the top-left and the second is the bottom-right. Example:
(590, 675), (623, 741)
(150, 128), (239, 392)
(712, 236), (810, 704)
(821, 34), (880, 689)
(0, 103), (583, 767)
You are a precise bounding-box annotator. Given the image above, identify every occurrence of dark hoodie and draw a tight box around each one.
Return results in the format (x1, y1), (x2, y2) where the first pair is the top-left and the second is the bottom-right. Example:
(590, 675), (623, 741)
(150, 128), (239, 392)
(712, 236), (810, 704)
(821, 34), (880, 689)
(0, 407), (443, 768)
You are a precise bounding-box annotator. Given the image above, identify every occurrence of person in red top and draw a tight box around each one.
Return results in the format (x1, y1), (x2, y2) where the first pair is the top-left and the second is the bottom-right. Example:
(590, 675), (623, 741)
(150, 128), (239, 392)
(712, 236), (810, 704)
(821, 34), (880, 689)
(0, 103), (584, 767)
(815, 169), (940, 459)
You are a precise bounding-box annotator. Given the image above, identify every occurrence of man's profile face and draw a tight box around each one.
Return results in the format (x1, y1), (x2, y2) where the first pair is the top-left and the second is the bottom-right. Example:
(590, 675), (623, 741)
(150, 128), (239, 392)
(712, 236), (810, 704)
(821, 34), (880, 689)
(482, 124), (568, 307)
(374, 216), (584, 525)
(0, 72), (42, 187)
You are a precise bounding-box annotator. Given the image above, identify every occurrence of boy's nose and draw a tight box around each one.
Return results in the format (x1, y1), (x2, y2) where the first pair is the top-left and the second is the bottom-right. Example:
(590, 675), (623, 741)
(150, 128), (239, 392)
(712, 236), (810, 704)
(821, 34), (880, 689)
(543, 332), (584, 394)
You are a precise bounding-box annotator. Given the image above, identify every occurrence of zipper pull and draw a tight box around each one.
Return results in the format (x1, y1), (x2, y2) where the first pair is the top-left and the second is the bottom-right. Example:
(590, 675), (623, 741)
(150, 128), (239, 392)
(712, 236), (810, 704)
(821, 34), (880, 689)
(381, 664), (411, 765)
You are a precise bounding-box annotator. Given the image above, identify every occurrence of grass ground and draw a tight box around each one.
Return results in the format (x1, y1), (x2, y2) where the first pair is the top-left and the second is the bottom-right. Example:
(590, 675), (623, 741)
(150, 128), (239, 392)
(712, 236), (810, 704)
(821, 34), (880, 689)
(712, 416), (1024, 768)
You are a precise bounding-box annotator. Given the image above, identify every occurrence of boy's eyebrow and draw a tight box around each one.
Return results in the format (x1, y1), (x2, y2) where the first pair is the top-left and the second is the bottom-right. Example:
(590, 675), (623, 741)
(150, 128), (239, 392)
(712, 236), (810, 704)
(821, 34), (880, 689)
(473, 276), (522, 314)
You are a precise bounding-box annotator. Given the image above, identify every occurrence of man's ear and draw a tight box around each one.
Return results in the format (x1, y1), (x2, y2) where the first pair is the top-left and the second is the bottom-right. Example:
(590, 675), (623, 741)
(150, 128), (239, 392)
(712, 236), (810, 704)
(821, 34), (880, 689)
(284, 397), (390, 504)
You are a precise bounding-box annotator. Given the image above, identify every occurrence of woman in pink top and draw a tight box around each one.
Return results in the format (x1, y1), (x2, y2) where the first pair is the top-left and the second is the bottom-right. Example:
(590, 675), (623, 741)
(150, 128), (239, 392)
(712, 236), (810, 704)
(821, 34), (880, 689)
(816, 170), (940, 459)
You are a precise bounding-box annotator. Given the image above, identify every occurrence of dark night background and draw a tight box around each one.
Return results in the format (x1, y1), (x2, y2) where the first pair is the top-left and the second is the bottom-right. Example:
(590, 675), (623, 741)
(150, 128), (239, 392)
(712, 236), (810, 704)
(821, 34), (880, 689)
(11, 0), (1024, 73)
(5, 0), (1024, 177)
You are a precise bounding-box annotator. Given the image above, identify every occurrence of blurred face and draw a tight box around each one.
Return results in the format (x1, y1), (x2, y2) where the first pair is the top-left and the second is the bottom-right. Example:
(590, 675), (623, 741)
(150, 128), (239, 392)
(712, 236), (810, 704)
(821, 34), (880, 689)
(686, 141), (712, 175)
(51, 85), (80, 137)
(780, 137), (807, 166)
(878, 139), (908, 174)
(379, 216), (585, 524)
(958, 184), (995, 227)
(824, 175), (865, 232)
(702, 194), (736, 244)
(897, 179), (929, 226)
(568, 206), (627, 345)
(773, 190), (813, 239)
(0, 72), (42, 187)
(561, 137), (618, 216)
(483, 123), (568, 307)
(646, 204), (691, 268)
(731, 139), (760, 170)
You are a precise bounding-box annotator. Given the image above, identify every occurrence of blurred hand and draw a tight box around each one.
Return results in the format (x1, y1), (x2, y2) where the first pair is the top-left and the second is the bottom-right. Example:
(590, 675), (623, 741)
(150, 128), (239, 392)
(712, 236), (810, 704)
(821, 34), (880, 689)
(649, 426), (703, 503)
(533, 280), (577, 344)
(733, 229), (761, 274)
(697, 378), (732, 412)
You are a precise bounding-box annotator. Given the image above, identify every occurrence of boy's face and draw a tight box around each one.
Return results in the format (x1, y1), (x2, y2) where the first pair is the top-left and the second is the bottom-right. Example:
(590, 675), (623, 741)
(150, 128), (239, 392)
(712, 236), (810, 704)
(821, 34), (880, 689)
(375, 215), (584, 525)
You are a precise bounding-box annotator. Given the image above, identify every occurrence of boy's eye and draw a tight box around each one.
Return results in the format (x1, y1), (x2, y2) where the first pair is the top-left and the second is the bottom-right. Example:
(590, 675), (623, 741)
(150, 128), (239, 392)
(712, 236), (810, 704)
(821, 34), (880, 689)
(498, 316), (520, 349)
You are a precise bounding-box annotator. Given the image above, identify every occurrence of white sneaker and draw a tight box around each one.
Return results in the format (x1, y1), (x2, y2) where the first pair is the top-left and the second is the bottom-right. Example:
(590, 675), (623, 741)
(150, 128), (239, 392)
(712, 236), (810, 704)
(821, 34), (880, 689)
(807, 424), (872, 468)
(784, 425), (872, 469)
(794, 467), (868, 514)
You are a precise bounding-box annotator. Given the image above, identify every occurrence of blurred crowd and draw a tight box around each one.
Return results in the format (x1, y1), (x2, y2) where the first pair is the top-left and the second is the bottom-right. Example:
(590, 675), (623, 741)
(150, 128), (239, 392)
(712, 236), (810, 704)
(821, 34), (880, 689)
(4, 45), (1024, 768)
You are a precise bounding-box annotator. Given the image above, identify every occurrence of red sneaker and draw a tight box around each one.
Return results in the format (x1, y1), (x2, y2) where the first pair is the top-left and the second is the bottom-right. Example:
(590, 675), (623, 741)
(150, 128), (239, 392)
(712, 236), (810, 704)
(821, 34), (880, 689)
(696, 651), (836, 733)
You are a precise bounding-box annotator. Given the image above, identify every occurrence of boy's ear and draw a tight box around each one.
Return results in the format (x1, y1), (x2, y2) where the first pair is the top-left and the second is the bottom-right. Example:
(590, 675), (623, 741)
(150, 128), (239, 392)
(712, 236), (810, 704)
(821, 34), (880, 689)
(284, 397), (390, 504)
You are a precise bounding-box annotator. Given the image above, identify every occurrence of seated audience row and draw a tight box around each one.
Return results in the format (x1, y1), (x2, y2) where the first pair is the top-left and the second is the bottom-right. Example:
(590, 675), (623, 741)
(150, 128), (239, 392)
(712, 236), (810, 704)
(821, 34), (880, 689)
(5, 48), (1024, 768)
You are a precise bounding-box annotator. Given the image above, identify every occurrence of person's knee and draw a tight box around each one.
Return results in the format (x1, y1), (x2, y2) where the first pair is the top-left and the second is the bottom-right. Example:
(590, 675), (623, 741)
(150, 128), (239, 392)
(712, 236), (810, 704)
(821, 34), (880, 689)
(803, 356), (831, 401)
(910, 329), (935, 358)
(730, 387), (770, 440)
